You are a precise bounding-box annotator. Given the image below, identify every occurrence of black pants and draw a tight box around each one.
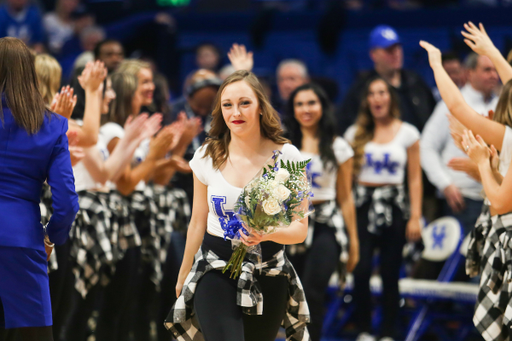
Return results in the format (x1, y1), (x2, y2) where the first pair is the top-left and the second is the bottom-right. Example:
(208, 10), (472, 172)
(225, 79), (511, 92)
(288, 223), (340, 341)
(0, 299), (53, 341)
(193, 233), (289, 341)
(353, 200), (407, 338)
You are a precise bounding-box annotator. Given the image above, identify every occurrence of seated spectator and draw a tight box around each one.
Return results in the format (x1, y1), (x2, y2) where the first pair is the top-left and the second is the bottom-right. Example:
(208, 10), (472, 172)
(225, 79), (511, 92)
(0, 0), (45, 52)
(195, 42), (222, 73)
(43, 0), (79, 55)
(338, 25), (435, 135)
(432, 52), (466, 101)
(274, 59), (309, 114)
(72, 25), (106, 71)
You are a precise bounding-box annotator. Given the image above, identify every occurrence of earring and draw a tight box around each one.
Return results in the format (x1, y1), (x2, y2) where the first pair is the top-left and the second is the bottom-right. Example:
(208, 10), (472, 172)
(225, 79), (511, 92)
(260, 112), (263, 116)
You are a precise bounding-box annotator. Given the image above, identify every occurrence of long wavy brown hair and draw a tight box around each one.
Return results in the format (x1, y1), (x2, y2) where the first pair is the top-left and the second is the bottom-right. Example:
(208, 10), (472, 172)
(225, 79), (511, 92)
(204, 70), (289, 169)
(0, 37), (47, 134)
(352, 76), (401, 175)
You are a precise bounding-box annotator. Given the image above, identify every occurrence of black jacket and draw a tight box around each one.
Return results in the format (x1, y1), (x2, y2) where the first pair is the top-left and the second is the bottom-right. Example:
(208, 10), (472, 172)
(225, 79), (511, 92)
(337, 69), (436, 135)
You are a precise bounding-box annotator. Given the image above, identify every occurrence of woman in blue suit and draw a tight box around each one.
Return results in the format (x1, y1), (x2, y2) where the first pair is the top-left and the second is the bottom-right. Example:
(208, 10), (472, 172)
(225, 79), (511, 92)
(0, 37), (79, 341)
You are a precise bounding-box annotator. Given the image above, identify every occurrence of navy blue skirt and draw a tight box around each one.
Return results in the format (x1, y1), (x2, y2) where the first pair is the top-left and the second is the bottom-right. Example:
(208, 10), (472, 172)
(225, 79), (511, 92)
(0, 246), (52, 328)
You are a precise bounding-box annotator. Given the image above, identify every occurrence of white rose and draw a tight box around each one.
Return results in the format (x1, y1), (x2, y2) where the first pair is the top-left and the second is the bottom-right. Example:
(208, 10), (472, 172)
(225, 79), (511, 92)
(262, 198), (282, 215)
(273, 185), (291, 202)
(274, 168), (290, 183)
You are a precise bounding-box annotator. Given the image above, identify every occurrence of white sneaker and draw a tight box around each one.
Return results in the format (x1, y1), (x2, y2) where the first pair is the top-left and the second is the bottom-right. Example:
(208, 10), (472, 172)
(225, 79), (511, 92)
(379, 338), (394, 341)
(356, 332), (376, 341)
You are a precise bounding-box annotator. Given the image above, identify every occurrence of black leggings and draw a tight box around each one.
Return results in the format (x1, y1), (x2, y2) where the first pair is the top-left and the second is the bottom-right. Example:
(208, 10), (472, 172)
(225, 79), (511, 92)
(0, 299), (53, 341)
(193, 233), (289, 341)
(352, 200), (406, 338)
(288, 223), (340, 341)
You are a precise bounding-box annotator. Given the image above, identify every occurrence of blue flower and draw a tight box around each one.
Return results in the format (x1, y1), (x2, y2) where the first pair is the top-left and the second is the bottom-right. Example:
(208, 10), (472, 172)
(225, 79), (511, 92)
(263, 174), (268, 178)
(271, 150), (282, 160)
(273, 167), (279, 172)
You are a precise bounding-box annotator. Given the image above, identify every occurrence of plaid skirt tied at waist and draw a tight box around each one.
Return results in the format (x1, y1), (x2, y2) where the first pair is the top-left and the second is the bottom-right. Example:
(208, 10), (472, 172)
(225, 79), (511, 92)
(466, 203), (492, 278)
(354, 183), (409, 235)
(473, 212), (512, 341)
(164, 247), (311, 341)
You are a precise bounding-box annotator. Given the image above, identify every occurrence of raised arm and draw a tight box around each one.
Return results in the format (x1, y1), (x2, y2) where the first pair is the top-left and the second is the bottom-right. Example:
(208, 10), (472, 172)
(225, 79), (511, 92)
(227, 43), (254, 72)
(463, 130), (511, 214)
(176, 174), (209, 297)
(336, 157), (359, 272)
(113, 124), (175, 196)
(462, 22), (512, 85)
(74, 61), (108, 148)
(420, 40), (506, 150)
(83, 114), (162, 185)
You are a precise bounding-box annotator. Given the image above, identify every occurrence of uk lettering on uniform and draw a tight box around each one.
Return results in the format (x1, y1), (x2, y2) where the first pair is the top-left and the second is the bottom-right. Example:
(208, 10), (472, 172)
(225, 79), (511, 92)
(211, 195), (237, 228)
(365, 153), (399, 174)
(305, 162), (321, 189)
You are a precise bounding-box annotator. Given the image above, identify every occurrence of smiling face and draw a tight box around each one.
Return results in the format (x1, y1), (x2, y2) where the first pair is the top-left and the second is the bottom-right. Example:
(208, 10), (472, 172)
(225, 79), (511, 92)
(135, 67), (155, 107)
(293, 89), (322, 129)
(366, 79), (391, 120)
(101, 77), (116, 114)
(221, 80), (261, 138)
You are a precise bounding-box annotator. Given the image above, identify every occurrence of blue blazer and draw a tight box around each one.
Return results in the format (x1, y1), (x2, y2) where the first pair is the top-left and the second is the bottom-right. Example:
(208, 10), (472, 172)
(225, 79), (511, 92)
(0, 102), (79, 251)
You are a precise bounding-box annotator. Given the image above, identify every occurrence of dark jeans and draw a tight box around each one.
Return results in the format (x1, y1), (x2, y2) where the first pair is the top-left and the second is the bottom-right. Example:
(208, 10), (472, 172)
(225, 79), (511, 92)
(353, 200), (407, 338)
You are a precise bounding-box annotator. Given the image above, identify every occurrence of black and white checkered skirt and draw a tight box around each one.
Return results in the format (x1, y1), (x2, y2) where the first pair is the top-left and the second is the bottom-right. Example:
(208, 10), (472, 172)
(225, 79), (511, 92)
(466, 203), (492, 278)
(473, 212), (512, 341)
(164, 237), (311, 341)
(288, 200), (349, 281)
(354, 183), (409, 235)
(106, 190), (141, 260)
(69, 190), (113, 298)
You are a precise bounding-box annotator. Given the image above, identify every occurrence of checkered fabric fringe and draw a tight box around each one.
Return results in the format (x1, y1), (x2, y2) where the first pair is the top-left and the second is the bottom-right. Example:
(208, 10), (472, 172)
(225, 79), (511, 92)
(466, 204), (492, 278)
(164, 247), (311, 341)
(354, 183), (409, 235)
(473, 213), (512, 341)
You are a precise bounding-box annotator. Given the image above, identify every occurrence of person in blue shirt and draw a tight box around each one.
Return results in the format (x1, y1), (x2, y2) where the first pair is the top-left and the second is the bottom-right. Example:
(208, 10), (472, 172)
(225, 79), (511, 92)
(0, 0), (45, 52)
(0, 37), (79, 341)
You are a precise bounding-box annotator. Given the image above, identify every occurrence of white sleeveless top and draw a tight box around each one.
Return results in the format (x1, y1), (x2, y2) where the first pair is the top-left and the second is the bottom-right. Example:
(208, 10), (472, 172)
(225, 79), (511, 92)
(300, 137), (353, 201)
(189, 143), (304, 239)
(99, 122), (150, 191)
(73, 139), (110, 192)
(499, 126), (512, 176)
(345, 122), (420, 185)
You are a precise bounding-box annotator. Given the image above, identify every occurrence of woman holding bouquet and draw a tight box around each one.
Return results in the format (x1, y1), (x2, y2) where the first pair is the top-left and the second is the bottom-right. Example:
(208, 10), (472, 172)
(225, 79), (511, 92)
(344, 76), (422, 341)
(0, 37), (79, 340)
(165, 70), (312, 341)
(285, 83), (359, 341)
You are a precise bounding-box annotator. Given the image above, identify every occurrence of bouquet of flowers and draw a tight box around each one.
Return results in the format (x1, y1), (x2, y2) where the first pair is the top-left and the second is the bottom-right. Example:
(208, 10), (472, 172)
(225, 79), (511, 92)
(221, 150), (314, 279)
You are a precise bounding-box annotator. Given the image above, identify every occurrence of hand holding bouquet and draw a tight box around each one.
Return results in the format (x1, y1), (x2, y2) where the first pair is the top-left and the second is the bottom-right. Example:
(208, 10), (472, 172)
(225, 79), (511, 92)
(222, 150), (314, 278)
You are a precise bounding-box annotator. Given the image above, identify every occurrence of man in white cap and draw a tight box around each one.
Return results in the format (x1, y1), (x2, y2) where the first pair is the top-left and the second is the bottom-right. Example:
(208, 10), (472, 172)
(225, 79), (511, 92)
(338, 25), (435, 135)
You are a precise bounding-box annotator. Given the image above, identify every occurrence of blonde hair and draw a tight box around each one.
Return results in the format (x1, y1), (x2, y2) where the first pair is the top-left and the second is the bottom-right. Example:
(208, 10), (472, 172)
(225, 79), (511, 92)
(116, 59), (151, 78)
(204, 70), (289, 169)
(35, 54), (62, 106)
(104, 72), (138, 126)
(352, 76), (401, 175)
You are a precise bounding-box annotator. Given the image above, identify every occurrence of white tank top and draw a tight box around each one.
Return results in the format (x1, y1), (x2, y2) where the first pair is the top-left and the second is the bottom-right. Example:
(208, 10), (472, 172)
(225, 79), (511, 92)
(300, 137), (354, 201)
(73, 139), (110, 192)
(345, 122), (420, 185)
(189, 143), (304, 239)
(99, 122), (149, 192)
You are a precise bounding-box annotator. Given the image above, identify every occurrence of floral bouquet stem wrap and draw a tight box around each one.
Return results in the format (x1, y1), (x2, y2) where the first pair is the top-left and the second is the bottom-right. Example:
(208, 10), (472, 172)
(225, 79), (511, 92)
(222, 150), (314, 279)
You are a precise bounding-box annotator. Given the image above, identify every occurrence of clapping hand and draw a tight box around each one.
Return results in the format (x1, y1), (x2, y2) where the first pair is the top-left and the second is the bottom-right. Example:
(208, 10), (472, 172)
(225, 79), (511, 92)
(147, 125), (177, 160)
(461, 22), (497, 57)
(227, 43), (254, 72)
(51, 86), (77, 119)
(448, 157), (480, 181)
(448, 114), (465, 152)
(419, 40), (442, 69)
(462, 130), (490, 165)
(78, 61), (107, 93)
